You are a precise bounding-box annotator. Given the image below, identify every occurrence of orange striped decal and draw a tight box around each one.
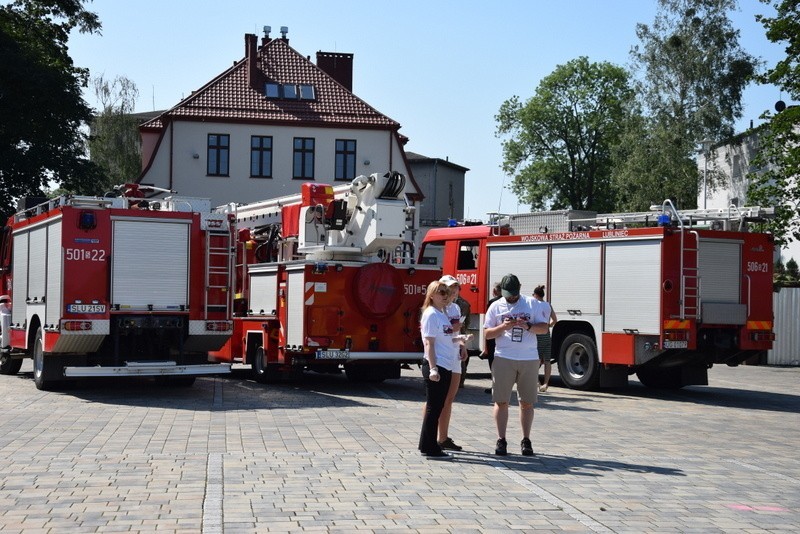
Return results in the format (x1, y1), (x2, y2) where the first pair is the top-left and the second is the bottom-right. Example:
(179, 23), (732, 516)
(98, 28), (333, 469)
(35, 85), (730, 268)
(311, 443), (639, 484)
(663, 320), (691, 330)
(747, 321), (772, 330)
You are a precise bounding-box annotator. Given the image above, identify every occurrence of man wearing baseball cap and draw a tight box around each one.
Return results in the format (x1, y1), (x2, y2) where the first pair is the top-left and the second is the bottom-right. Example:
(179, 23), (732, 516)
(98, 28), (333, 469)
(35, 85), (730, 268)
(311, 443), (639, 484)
(483, 274), (549, 456)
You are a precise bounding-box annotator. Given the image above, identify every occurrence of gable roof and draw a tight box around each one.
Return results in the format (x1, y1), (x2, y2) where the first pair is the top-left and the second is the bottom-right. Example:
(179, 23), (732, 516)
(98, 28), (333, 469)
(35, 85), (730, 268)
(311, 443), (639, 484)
(141, 38), (400, 131)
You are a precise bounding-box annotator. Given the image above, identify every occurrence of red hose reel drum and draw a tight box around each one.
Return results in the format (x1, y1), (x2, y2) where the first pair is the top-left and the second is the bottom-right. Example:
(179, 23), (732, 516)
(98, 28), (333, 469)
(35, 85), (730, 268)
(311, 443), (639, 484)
(351, 263), (403, 319)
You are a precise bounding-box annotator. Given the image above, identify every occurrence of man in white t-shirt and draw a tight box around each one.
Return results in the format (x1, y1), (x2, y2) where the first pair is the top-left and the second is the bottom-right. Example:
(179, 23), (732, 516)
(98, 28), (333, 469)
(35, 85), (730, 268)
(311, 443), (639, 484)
(484, 274), (549, 456)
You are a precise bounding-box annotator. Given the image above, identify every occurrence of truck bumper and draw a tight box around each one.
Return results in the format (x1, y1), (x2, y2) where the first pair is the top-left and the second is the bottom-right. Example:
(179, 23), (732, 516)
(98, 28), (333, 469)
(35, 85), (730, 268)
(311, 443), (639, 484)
(63, 361), (231, 377)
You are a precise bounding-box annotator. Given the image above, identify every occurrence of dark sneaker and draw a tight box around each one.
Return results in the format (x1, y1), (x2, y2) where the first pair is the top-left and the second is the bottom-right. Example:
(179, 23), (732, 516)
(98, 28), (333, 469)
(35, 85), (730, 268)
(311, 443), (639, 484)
(495, 438), (508, 456)
(521, 438), (534, 456)
(438, 437), (463, 451)
(424, 450), (452, 460)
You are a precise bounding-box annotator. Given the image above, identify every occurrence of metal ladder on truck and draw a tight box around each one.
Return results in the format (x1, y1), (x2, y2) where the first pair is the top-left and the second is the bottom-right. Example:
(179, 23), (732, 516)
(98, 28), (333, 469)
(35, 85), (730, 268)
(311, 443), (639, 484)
(204, 227), (233, 319)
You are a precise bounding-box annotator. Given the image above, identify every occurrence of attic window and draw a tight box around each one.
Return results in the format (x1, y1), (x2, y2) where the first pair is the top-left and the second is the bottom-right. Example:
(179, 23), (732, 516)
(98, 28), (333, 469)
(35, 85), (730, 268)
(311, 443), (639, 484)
(265, 83), (280, 98)
(264, 82), (316, 100)
(282, 84), (297, 99)
(299, 85), (315, 100)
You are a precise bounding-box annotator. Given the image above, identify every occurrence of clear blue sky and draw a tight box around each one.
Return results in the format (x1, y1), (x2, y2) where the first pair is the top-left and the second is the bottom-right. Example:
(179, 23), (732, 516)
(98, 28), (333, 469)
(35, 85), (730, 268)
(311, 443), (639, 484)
(68, 0), (789, 220)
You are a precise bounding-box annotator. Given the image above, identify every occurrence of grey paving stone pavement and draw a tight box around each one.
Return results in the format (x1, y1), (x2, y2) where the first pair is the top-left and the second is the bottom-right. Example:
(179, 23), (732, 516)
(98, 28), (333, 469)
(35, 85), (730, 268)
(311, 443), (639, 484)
(0, 358), (798, 533)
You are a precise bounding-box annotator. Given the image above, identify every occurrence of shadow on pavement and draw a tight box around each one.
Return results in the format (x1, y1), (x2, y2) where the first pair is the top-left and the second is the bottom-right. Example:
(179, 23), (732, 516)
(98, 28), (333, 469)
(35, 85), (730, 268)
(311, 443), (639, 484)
(446, 450), (686, 477)
(615, 382), (800, 414)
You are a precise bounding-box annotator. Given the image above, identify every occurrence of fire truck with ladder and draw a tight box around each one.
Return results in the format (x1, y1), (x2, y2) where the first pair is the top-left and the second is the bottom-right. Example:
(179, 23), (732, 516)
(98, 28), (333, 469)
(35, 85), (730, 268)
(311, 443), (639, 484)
(420, 200), (776, 390)
(0, 184), (235, 390)
(209, 171), (440, 382)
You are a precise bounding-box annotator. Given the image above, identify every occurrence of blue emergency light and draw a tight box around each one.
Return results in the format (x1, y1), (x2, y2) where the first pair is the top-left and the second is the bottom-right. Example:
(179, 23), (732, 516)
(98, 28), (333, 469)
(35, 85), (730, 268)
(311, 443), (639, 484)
(78, 211), (97, 230)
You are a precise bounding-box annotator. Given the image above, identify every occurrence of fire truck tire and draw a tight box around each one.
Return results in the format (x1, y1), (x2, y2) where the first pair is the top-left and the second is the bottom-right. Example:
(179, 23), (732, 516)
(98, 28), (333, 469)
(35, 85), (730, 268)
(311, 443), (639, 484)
(0, 353), (22, 375)
(557, 333), (600, 390)
(32, 327), (61, 391)
(253, 347), (279, 383)
(635, 366), (683, 389)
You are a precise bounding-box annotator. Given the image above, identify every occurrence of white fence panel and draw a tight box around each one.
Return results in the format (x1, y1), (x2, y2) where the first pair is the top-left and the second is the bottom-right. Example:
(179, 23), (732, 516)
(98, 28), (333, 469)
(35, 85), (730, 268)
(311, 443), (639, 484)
(769, 287), (800, 365)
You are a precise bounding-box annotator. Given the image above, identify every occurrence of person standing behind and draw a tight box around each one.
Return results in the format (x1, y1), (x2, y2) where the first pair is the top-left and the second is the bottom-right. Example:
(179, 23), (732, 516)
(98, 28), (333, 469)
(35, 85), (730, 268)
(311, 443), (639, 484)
(532, 285), (558, 392)
(436, 275), (469, 451)
(484, 274), (549, 456)
(418, 280), (459, 459)
(480, 282), (502, 394)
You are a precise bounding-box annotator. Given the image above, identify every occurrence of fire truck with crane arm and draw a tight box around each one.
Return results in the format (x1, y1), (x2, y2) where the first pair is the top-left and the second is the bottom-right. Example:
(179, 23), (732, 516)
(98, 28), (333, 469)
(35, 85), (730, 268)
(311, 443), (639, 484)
(0, 184), (235, 390)
(420, 201), (776, 390)
(209, 171), (441, 383)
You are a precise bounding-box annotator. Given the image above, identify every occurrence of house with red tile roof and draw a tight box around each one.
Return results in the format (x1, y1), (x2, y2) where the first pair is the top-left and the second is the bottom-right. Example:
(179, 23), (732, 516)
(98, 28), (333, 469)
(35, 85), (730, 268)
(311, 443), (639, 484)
(137, 30), (423, 217)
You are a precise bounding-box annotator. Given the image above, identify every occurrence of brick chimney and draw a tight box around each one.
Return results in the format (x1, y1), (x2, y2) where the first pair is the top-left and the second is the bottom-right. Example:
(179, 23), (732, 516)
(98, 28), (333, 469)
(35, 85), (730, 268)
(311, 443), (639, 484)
(245, 33), (258, 90)
(316, 51), (353, 92)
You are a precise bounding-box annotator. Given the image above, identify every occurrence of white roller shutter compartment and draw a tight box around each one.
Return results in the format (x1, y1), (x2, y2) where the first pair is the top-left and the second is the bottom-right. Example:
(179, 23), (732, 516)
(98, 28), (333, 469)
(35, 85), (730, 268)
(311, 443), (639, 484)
(698, 239), (741, 304)
(488, 245), (548, 296)
(604, 240), (661, 334)
(46, 222), (63, 326)
(551, 243), (601, 314)
(111, 219), (190, 309)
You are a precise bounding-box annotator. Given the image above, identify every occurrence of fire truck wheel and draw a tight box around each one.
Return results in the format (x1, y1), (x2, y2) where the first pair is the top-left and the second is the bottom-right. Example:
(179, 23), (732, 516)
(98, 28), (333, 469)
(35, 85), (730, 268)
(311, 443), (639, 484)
(0, 352), (22, 375)
(32, 327), (60, 391)
(253, 347), (279, 384)
(557, 333), (600, 390)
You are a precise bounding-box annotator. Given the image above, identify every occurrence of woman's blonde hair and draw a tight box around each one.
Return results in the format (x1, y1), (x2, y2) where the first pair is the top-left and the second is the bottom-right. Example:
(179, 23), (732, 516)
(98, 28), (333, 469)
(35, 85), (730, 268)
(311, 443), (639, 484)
(422, 280), (451, 310)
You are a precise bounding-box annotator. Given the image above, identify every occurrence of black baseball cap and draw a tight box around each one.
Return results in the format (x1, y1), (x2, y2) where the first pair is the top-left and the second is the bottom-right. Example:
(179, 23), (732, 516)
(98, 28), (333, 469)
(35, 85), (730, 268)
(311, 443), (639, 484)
(500, 274), (521, 298)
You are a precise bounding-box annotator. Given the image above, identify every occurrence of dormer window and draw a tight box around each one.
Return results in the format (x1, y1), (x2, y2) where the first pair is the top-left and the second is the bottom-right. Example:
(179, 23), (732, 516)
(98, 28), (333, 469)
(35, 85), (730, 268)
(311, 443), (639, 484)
(282, 84), (297, 99)
(299, 84), (315, 100)
(265, 83), (280, 98)
(264, 82), (316, 101)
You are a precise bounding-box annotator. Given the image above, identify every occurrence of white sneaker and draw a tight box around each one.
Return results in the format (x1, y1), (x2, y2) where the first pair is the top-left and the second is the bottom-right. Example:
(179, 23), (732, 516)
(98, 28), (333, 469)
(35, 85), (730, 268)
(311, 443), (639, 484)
(539, 384), (548, 393)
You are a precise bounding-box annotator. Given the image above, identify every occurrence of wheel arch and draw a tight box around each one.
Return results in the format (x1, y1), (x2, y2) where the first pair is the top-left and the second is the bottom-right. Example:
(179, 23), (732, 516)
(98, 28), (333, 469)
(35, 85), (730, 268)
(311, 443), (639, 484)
(245, 331), (262, 365)
(26, 314), (42, 353)
(552, 320), (596, 359)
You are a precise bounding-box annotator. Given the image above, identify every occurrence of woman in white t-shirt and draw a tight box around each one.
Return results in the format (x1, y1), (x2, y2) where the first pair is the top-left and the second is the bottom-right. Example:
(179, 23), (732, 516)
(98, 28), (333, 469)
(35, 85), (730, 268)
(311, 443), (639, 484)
(418, 280), (459, 459)
(533, 285), (558, 392)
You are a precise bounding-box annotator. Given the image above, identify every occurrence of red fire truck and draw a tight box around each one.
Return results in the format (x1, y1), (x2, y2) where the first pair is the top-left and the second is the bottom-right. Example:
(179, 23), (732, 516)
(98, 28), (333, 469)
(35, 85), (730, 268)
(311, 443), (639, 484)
(0, 185), (235, 390)
(420, 201), (776, 390)
(210, 172), (440, 383)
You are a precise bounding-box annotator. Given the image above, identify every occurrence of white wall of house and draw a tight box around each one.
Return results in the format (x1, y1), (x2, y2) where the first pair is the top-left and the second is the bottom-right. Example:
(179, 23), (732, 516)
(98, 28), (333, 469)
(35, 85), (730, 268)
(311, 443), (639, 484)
(699, 133), (800, 264)
(141, 121), (410, 208)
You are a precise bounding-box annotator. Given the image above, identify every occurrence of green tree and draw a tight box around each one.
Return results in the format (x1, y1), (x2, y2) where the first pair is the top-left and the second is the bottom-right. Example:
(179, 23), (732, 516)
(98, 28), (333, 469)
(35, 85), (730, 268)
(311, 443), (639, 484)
(617, 0), (758, 210)
(747, 0), (800, 247)
(495, 57), (634, 212)
(787, 257), (799, 280)
(88, 74), (141, 192)
(0, 0), (102, 220)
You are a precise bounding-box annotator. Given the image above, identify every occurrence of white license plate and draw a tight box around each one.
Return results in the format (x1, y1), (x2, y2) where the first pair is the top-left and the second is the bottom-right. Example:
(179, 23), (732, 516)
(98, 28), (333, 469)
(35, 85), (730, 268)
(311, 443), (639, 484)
(663, 340), (688, 349)
(66, 304), (106, 314)
(316, 349), (349, 360)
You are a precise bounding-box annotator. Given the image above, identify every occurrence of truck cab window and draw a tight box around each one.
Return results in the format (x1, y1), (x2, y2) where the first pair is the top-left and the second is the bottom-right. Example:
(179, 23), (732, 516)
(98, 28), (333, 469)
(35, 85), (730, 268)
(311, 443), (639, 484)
(457, 241), (478, 270)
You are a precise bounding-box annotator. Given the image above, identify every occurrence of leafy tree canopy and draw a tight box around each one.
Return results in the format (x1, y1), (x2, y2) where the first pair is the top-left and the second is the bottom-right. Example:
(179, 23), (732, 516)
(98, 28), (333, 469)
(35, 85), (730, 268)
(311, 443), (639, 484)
(496, 57), (634, 212)
(88, 74), (141, 193)
(616, 0), (758, 211)
(748, 0), (800, 247)
(0, 0), (102, 220)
